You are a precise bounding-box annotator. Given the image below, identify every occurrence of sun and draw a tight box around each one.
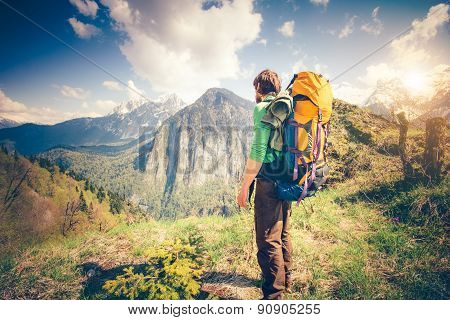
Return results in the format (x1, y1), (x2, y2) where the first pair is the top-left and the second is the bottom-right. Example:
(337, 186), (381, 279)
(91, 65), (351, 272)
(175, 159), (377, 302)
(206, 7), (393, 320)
(403, 70), (431, 96)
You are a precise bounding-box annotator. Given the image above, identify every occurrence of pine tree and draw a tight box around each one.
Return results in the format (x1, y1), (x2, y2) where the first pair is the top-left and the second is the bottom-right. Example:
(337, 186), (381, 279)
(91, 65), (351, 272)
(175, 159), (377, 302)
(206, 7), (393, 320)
(103, 234), (207, 299)
(87, 202), (94, 223)
(97, 186), (105, 203)
(109, 192), (123, 215)
(79, 191), (88, 212)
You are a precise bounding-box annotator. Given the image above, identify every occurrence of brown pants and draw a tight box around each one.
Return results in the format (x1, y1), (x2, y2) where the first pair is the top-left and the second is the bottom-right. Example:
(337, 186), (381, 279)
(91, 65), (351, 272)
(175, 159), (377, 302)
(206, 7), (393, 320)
(254, 179), (292, 300)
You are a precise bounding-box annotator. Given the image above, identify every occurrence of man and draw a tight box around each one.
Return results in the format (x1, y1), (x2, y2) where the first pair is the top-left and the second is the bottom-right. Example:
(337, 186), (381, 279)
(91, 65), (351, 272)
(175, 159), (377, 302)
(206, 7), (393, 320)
(237, 69), (292, 300)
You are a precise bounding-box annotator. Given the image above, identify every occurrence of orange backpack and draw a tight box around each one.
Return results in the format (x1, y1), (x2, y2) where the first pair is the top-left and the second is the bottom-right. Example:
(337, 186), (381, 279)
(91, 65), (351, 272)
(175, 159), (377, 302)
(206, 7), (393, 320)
(277, 71), (333, 202)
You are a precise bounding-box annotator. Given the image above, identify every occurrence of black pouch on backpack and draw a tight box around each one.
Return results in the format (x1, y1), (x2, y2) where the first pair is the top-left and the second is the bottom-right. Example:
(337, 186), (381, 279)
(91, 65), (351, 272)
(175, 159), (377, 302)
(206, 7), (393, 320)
(273, 164), (330, 202)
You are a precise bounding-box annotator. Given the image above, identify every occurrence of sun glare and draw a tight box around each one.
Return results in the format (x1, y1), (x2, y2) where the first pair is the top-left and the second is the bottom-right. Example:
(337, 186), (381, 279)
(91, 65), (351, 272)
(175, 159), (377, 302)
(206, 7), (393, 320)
(403, 71), (431, 96)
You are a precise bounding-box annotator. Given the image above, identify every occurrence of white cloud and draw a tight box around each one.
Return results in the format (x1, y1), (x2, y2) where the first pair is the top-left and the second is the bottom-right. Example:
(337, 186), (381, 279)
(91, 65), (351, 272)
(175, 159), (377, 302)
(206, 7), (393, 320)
(69, 0), (99, 18)
(238, 63), (256, 79)
(0, 90), (28, 113)
(0, 90), (96, 124)
(361, 7), (383, 35)
(280, 72), (291, 88)
(357, 63), (400, 87)
(290, 60), (329, 78)
(391, 3), (449, 67)
(257, 38), (267, 46)
(318, 26), (336, 36)
(94, 99), (118, 110)
(292, 59), (307, 73)
(339, 15), (357, 39)
(100, 0), (262, 102)
(102, 80), (123, 91)
(336, 4), (449, 107)
(313, 63), (329, 78)
(59, 85), (90, 100)
(68, 17), (101, 39)
(278, 20), (295, 37)
(126, 80), (145, 100)
(102, 79), (146, 100)
(310, 0), (329, 7)
(332, 81), (372, 105)
(335, 63), (401, 106)
(356, 3), (449, 90)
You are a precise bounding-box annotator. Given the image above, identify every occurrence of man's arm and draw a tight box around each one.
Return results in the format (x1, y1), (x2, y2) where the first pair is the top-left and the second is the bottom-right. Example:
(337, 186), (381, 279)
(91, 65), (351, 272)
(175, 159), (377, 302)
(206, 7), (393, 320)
(237, 158), (262, 208)
(237, 114), (271, 208)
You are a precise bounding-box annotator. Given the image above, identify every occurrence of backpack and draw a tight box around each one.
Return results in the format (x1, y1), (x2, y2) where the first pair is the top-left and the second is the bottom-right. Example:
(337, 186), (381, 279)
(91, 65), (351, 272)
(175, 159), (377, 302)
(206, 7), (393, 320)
(270, 71), (333, 203)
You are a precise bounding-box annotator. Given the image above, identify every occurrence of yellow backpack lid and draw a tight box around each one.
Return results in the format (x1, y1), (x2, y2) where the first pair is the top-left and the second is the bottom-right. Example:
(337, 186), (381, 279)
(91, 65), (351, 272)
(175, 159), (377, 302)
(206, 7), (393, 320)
(291, 71), (333, 123)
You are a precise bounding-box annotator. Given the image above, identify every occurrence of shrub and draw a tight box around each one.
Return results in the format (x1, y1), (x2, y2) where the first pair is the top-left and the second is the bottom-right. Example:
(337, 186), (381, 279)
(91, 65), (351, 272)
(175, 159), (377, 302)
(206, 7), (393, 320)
(103, 234), (207, 299)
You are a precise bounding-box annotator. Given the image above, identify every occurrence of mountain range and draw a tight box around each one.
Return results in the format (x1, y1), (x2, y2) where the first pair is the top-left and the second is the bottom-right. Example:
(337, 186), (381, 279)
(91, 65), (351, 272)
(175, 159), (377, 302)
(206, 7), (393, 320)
(37, 87), (399, 218)
(36, 88), (255, 215)
(0, 94), (185, 155)
(364, 66), (449, 124)
(0, 117), (21, 130)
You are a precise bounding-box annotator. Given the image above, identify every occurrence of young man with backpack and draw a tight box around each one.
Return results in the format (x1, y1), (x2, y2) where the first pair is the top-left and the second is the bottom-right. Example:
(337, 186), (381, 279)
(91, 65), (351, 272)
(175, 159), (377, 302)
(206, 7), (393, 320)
(237, 69), (333, 300)
(237, 69), (293, 300)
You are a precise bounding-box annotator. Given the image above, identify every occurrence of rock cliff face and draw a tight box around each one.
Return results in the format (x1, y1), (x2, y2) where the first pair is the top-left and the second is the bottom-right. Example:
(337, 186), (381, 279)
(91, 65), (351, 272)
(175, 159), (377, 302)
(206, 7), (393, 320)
(143, 88), (254, 193)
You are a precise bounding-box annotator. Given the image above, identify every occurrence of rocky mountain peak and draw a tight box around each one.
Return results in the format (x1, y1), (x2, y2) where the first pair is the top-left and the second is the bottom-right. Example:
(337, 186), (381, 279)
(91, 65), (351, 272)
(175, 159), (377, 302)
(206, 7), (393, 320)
(111, 99), (148, 115)
(110, 93), (185, 117)
(0, 116), (21, 129)
(194, 88), (253, 110)
(364, 66), (450, 122)
(143, 88), (254, 194)
(154, 93), (185, 108)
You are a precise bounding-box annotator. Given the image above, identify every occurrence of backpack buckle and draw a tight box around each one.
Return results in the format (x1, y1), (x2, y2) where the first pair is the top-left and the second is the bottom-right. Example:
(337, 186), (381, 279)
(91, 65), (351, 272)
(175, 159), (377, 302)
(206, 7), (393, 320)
(318, 111), (323, 122)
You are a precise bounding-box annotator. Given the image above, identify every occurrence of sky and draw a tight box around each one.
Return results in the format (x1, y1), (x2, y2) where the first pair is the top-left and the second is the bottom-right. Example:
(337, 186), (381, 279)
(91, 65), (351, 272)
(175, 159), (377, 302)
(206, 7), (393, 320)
(0, 0), (448, 124)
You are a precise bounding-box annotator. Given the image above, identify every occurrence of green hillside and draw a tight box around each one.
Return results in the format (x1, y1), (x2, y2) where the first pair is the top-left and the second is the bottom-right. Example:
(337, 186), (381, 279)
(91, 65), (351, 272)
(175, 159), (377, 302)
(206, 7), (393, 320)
(0, 100), (448, 299)
(0, 150), (133, 258)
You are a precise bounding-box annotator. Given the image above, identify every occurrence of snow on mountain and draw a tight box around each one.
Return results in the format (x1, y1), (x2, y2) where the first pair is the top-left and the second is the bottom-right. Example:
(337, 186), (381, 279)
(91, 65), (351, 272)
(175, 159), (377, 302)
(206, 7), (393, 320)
(101, 93), (186, 139)
(364, 67), (449, 122)
(0, 117), (21, 129)
(0, 93), (186, 155)
(110, 93), (186, 117)
(111, 99), (148, 115)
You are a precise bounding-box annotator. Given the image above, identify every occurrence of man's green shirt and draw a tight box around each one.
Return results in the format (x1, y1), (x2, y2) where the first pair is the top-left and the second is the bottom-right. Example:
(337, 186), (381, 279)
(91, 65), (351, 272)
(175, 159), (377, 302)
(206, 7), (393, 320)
(249, 95), (281, 163)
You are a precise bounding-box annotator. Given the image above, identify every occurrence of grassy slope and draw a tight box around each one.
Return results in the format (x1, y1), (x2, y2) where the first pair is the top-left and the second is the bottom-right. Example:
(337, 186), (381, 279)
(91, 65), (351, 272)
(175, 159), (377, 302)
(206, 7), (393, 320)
(1, 171), (446, 299)
(0, 152), (124, 263)
(0, 102), (447, 299)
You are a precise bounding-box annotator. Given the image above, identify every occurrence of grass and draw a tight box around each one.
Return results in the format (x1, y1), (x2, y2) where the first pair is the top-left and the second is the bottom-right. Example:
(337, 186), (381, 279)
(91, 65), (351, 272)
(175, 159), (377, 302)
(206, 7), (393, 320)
(1, 165), (447, 300)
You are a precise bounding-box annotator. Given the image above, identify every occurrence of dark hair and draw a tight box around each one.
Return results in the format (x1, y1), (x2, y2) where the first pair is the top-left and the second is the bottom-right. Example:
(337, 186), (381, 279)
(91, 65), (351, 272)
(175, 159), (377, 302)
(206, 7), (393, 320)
(253, 69), (281, 95)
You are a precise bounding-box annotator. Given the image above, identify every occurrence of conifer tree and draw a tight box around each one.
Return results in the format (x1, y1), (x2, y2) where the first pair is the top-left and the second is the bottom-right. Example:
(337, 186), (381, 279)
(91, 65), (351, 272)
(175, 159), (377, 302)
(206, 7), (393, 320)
(79, 191), (88, 212)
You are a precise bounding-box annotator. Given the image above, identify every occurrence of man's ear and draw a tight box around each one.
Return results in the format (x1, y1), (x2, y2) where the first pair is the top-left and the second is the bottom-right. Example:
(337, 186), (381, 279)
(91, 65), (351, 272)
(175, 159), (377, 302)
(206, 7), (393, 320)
(255, 83), (260, 93)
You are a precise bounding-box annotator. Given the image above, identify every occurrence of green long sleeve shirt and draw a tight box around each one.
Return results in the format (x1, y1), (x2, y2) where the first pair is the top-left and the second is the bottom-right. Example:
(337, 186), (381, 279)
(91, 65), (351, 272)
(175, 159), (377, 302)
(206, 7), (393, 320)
(249, 95), (281, 163)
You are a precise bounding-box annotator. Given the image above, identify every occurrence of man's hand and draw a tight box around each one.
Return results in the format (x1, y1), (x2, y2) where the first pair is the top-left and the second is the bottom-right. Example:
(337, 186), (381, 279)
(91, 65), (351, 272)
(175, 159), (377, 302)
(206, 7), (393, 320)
(237, 158), (262, 208)
(236, 185), (249, 208)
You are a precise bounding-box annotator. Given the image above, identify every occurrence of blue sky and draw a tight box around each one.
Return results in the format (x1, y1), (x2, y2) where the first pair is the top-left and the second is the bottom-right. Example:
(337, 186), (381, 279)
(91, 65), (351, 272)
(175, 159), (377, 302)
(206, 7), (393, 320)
(0, 0), (448, 123)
